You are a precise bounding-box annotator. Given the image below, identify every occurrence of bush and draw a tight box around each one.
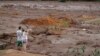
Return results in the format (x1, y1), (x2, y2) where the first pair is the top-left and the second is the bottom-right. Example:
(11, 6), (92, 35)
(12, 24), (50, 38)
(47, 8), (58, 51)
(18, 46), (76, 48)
(59, 0), (66, 2)
(96, 0), (100, 1)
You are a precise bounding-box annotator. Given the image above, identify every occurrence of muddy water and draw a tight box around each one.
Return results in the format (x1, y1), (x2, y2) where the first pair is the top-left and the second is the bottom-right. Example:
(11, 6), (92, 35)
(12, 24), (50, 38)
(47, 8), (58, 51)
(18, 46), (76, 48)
(0, 1), (100, 56)
(0, 1), (100, 11)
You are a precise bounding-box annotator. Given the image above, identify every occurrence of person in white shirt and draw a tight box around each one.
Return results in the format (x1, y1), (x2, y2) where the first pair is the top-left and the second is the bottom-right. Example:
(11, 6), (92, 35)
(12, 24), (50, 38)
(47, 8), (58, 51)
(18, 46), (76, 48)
(16, 26), (23, 50)
(22, 29), (28, 52)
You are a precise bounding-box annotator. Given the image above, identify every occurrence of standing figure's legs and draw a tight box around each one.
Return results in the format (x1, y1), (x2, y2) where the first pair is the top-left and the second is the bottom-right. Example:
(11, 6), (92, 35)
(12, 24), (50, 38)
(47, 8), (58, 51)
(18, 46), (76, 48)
(16, 40), (23, 51)
(23, 42), (27, 52)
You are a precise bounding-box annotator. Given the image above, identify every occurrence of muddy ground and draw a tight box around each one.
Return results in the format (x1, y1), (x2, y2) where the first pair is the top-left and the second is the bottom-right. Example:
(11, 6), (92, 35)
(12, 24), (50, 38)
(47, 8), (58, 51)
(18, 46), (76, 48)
(0, 1), (100, 56)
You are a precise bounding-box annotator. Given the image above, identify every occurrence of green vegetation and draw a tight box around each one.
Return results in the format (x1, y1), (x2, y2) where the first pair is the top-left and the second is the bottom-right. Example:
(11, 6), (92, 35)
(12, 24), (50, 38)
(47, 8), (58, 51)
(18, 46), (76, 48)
(92, 48), (100, 56)
(59, 19), (70, 27)
(65, 46), (100, 56)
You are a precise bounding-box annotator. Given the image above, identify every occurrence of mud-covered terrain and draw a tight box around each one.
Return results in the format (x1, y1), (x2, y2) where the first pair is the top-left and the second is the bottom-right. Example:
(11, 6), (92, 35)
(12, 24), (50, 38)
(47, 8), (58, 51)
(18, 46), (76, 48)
(0, 1), (100, 56)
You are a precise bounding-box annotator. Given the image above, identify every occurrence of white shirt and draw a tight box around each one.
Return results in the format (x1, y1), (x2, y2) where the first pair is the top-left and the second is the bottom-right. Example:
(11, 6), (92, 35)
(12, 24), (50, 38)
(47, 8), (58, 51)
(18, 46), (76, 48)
(22, 31), (28, 42)
(16, 30), (23, 41)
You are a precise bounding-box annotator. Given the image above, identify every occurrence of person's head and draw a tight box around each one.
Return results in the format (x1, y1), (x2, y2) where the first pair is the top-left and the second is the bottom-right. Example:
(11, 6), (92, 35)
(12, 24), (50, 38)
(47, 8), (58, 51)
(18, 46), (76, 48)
(22, 29), (25, 32)
(18, 26), (21, 30)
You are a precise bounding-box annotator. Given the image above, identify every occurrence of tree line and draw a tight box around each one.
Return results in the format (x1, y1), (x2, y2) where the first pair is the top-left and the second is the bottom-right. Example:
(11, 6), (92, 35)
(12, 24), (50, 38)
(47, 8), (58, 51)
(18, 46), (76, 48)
(0, 0), (100, 1)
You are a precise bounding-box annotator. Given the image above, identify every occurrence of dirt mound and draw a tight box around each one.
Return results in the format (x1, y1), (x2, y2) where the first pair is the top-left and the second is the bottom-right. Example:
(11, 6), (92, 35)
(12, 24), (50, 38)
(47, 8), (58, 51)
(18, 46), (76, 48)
(21, 16), (58, 26)
(0, 49), (46, 56)
(20, 16), (75, 27)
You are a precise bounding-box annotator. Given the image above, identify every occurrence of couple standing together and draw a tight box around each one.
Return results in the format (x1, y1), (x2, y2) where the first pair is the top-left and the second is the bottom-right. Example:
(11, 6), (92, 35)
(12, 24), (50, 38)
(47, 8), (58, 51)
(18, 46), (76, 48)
(16, 26), (28, 51)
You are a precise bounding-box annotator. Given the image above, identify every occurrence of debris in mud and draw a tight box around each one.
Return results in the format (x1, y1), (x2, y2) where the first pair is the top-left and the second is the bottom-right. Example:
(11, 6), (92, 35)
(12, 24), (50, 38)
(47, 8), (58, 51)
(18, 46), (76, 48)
(46, 30), (62, 35)
(78, 15), (96, 21)
(0, 41), (7, 50)
(30, 26), (48, 35)
(81, 15), (95, 19)
(0, 33), (10, 39)
(76, 40), (93, 45)
(37, 39), (51, 45)
(1, 4), (14, 8)
(0, 33), (16, 46)
(92, 44), (100, 48)
(0, 33), (16, 39)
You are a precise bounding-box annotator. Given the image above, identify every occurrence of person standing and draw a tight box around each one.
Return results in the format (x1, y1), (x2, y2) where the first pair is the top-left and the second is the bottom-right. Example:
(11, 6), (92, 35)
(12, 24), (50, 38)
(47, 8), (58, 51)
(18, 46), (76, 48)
(16, 26), (23, 50)
(22, 29), (28, 52)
